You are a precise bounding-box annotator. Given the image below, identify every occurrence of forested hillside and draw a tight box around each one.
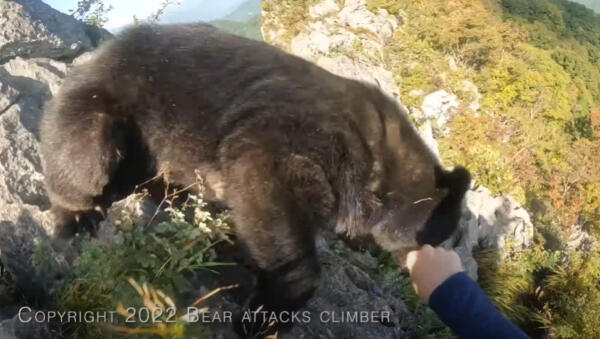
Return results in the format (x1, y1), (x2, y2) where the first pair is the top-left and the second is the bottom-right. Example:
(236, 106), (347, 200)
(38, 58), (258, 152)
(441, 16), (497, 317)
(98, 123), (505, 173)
(365, 0), (600, 337)
(573, 0), (600, 12)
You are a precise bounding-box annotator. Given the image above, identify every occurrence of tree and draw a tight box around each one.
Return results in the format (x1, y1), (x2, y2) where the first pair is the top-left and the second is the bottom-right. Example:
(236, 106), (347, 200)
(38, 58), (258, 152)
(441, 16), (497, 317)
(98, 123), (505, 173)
(70, 0), (113, 28)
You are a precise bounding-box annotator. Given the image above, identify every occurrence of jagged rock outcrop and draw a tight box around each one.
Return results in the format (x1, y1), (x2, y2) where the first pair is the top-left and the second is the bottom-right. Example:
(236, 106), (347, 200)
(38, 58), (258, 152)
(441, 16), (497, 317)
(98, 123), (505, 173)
(0, 57), (66, 209)
(420, 90), (460, 134)
(566, 217), (596, 252)
(262, 0), (536, 278)
(448, 186), (535, 278)
(0, 0), (105, 63)
(0, 56), (70, 319)
(264, 0), (400, 99)
(284, 238), (415, 338)
(415, 85), (480, 136)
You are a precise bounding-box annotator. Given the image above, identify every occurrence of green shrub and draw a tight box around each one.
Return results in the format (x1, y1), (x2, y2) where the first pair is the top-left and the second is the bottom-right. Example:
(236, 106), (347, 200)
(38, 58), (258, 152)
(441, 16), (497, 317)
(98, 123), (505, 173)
(262, 0), (320, 44)
(71, 0), (113, 27)
(40, 194), (232, 338)
(366, 0), (404, 15)
(478, 245), (600, 338)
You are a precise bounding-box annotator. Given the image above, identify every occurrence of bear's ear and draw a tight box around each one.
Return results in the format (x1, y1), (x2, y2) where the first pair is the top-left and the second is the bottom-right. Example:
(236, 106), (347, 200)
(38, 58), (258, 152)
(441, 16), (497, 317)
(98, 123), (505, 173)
(416, 166), (471, 246)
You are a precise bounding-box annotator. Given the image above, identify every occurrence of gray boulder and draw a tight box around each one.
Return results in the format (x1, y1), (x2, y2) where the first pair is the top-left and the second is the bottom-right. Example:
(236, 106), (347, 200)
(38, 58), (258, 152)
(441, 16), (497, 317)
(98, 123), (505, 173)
(284, 238), (414, 338)
(0, 0), (104, 63)
(0, 310), (52, 339)
(0, 204), (57, 295)
(337, 0), (398, 40)
(566, 217), (596, 252)
(265, 0), (401, 100)
(0, 56), (76, 311)
(420, 90), (460, 134)
(309, 0), (340, 18)
(447, 186), (535, 279)
(0, 57), (67, 210)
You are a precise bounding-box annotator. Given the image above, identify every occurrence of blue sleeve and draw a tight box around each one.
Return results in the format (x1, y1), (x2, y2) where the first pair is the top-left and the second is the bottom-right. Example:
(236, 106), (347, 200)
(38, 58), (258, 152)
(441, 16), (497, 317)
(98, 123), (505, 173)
(428, 272), (530, 339)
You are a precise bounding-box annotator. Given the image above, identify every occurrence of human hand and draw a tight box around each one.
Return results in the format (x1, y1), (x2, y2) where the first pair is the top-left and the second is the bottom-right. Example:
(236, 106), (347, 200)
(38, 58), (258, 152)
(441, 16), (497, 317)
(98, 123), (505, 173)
(405, 244), (464, 303)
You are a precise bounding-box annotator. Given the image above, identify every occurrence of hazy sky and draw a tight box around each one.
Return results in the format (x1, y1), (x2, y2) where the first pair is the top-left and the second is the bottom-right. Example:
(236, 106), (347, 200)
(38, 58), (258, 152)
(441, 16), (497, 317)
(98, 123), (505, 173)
(42, 0), (247, 31)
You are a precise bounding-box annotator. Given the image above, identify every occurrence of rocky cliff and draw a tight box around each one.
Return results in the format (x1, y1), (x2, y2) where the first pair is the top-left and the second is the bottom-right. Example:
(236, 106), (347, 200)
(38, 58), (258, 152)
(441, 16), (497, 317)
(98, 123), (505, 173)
(0, 0), (109, 63)
(0, 1), (105, 337)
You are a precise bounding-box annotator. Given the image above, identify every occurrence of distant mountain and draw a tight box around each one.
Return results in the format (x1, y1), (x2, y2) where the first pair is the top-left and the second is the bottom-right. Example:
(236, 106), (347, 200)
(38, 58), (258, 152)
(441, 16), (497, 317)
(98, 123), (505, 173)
(158, 0), (261, 40)
(221, 0), (261, 22)
(210, 0), (262, 41)
(211, 15), (262, 41)
(160, 0), (246, 24)
(572, 0), (600, 12)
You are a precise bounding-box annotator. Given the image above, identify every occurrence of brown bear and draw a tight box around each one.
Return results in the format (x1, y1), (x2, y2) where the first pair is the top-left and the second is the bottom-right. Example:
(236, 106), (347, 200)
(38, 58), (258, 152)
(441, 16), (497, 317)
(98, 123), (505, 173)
(40, 23), (470, 332)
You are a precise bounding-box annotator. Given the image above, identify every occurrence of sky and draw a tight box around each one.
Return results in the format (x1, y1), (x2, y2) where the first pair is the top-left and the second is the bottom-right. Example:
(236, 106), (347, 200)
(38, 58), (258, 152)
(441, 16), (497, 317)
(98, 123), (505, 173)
(42, 0), (248, 32)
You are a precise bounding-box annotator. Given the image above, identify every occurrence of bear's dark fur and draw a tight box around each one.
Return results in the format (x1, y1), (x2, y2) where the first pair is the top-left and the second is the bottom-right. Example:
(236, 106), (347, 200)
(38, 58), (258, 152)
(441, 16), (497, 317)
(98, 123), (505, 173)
(41, 23), (470, 328)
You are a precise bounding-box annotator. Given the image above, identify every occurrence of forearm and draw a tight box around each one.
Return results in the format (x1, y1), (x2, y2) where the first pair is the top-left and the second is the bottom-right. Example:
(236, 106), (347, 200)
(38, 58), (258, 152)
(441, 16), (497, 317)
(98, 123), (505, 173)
(428, 272), (530, 339)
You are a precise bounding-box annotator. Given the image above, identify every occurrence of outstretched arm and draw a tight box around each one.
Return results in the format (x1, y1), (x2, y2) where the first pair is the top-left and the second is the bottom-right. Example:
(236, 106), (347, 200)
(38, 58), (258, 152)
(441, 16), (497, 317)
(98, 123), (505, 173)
(406, 245), (530, 339)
